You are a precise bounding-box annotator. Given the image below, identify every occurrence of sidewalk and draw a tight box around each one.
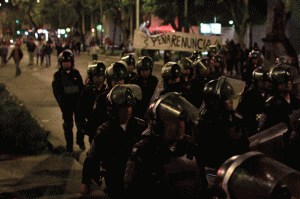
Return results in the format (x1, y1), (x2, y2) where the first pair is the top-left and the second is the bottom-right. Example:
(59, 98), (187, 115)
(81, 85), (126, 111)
(0, 46), (108, 198)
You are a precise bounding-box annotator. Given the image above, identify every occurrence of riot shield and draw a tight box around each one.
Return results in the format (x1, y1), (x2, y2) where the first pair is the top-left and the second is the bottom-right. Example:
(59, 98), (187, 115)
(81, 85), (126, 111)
(216, 76), (245, 110)
(214, 151), (300, 199)
(148, 80), (163, 108)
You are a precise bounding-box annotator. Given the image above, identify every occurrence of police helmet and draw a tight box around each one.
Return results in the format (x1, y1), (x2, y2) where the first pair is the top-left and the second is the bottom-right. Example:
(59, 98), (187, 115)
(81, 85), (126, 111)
(203, 76), (238, 109)
(87, 62), (106, 83)
(193, 58), (211, 78)
(249, 50), (261, 59)
(179, 57), (193, 71)
(58, 49), (74, 69)
(145, 92), (200, 136)
(136, 56), (153, 74)
(269, 65), (298, 87)
(252, 65), (273, 85)
(209, 45), (218, 54)
(190, 50), (202, 62)
(161, 62), (182, 81)
(121, 54), (135, 69)
(212, 55), (223, 63)
(106, 84), (142, 118)
(106, 61), (128, 88)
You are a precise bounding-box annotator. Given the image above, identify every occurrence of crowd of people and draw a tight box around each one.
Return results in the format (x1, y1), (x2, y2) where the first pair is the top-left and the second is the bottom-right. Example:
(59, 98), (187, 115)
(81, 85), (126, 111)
(50, 39), (300, 198)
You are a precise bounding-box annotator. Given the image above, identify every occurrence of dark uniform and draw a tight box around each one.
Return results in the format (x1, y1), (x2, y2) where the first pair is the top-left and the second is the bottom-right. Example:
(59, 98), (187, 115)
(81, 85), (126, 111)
(77, 62), (107, 145)
(236, 65), (274, 137)
(242, 50), (263, 90)
(81, 84), (146, 198)
(124, 92), (208, 198)
(196, 77), (250, 169)
(130, 56), (158, 119)
(258, 65), (300, 132)
(121, 54), (137, 83)
(160, 62), (192, 103)
(87, 61), (127, 143)
(188, 58), (211, 108)
(52, 49), (84, 152)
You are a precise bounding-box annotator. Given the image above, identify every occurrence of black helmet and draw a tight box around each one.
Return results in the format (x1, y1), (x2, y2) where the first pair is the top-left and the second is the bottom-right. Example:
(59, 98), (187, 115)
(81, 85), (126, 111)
(179, 57), (193, 70)
(106, 61), (128, 88)
(136, 56), (153, 74)
(161, 62), (181, 81)
(145, 92), (199, 136)
(209, 45), (218, 54)
(58, 49), (74, 69)
(121, 54), (135, 69)
(203, 76), (239, 109)
(252, 65), (273, 84)
(212, 55), (223, 63)
(87, 62), (106, 83)
(190, 50), (202, 62)
(269, 65), (298, 86)
(106, 84), (142, 118)
(249, 50), (261, 59)
(193, 58), (211, 78)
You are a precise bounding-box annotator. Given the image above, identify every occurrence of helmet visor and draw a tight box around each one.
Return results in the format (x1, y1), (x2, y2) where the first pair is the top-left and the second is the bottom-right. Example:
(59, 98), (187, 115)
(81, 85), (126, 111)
(108, 84), (142, 107)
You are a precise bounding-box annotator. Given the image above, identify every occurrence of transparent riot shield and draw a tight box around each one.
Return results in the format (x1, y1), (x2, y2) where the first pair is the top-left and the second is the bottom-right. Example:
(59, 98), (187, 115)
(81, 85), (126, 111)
(214, 151), (300, 199)
(215, 76), (246, 110)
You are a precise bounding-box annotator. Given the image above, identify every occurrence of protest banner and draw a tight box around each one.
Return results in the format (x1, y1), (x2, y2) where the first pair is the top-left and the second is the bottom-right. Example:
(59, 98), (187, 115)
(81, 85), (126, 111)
(133, 30), (223, 52)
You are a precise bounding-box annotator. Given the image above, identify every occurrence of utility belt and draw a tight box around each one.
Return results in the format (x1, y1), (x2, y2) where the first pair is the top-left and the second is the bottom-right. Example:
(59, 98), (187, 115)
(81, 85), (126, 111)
(64, 85), (80, 94)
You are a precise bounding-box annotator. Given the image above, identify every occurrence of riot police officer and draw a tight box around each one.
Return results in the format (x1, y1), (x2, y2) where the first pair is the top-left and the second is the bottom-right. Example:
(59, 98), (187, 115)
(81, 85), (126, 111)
(124, 92), (208, 198)
(160, 62), (192, 103)
(87, 61), (128, 143)
(236, 65), (274, 137)
(80, 84), (146, 198)
(190, 50), (202, 62)
(195, 76), (250, 169)
(121, 54), (137, 83)
(52, 49), (84, 152)
(178, 57), (194, 83)
(130, 56), (158, 119)
(76, 62), (107, 146)
(210, 54), (225, 78)
(188, 58), (211, 109)
(242, 50), (263, 90)
(258, 65), (300, 132)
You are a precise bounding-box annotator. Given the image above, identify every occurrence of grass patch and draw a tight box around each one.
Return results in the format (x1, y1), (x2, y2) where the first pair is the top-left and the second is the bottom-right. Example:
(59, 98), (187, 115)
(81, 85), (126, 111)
(0, 83), (49, 155)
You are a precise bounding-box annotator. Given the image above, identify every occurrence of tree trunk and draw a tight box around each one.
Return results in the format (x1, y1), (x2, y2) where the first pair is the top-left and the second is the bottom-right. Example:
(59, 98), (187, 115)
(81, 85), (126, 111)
(111, 18), (117, 54)
(262, 0), (298, 68)
(81, 11), (86, 52)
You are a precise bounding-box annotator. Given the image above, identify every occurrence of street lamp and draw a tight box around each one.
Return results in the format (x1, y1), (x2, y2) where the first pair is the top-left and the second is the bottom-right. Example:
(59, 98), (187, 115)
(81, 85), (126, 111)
(5, 0), (9, 3)
(229, 20), (234, 25)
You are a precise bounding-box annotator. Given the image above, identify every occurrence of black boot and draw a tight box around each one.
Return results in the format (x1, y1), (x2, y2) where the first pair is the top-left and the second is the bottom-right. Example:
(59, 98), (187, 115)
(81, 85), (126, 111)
(63, 123), (74, 152)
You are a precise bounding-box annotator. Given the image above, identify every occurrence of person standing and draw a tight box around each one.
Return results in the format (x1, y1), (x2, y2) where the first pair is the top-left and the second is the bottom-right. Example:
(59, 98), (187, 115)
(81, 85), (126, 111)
(7, 44), (23, 77)
(26, 38), (36, 66)
(35, 40), (44, 66)
(44, 41), (53, 67)
(0, 42), (8, 67)
(52, 49), (84, 152)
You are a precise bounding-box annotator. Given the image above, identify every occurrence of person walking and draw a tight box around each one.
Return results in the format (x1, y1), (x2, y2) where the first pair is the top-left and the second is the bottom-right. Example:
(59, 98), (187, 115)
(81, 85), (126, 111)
(52, 49), (85, 152)
(7, 44), (23, 77)
(26, 38), (36, 66)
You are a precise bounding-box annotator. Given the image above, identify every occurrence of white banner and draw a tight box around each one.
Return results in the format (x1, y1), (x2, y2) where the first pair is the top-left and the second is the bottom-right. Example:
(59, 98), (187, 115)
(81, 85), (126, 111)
(133, 30), (223, 52)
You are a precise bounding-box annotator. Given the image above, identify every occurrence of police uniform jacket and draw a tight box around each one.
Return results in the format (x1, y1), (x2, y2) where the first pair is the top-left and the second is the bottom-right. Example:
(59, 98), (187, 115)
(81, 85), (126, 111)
(124, 128), (207, 199)
(236, 87), (271, 137)
(81, 117), (146, 185)
(76, 84), (107, 132)
(52, 69), (84, 110)
(259, 94), (300, 132)
(130, 75), (158, 119)
(197, 109), (250, 169)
